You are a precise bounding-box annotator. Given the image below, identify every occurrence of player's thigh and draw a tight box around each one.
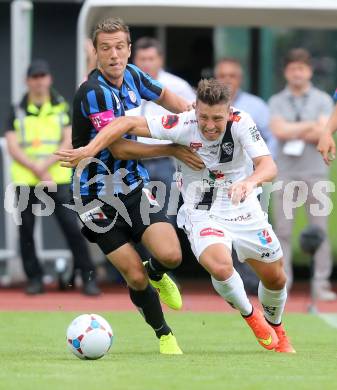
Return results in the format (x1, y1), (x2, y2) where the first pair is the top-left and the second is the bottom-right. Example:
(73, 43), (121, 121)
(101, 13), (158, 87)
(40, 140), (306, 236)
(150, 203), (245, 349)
(199, 243), (233, 281)
(233, 221), (283, 265)
(106, 243), (148, 290)
(185, 217), (232, 265)
(141, 222), (182, 267)
(246, 258), (286, 290)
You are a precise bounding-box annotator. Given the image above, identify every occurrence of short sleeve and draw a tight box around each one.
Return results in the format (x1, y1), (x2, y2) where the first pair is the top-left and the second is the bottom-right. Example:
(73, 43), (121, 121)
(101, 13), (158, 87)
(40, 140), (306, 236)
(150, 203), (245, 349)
(268, 95), (282, 118)
(319, 93), (334, 116)
(129, 64), (163, 101)
(237, 112), (270, 159)
(146, 111), (192, 143)
(81, 85), (116, 132)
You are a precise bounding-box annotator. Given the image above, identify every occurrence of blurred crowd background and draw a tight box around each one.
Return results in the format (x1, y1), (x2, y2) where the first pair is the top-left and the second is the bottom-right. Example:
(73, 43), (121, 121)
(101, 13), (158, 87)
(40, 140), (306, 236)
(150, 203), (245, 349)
(0, 0), (337, 297)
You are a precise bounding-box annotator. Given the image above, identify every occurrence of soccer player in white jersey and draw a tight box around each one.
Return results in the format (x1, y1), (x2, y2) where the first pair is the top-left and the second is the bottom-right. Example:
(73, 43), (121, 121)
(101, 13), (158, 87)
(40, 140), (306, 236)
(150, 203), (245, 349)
(57, 79), (295, 353)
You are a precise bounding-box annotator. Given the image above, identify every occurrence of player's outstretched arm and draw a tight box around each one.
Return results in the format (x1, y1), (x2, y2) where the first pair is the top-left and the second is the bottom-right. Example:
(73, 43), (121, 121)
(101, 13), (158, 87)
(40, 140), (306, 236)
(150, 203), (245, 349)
(228, 155), (277, 205)
(109, 139), (204, 171)
(156, 88), (193, 113)
(55, 116), (151, 167)
(317, 104), (337, 165)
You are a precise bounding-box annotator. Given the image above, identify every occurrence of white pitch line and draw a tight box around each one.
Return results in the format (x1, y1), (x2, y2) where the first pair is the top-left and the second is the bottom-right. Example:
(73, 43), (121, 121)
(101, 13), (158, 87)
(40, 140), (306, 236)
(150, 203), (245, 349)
(317, 313), (337, 329)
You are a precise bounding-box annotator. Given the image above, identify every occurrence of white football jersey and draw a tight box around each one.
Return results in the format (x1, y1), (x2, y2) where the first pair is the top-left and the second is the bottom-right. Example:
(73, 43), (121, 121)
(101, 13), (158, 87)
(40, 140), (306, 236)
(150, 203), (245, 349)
(146, 108), (270, 215)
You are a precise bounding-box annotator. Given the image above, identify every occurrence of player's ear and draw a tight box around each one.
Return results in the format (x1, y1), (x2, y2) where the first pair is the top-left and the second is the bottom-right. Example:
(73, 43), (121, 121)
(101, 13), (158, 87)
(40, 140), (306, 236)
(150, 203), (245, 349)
(128, 44), (131, 59)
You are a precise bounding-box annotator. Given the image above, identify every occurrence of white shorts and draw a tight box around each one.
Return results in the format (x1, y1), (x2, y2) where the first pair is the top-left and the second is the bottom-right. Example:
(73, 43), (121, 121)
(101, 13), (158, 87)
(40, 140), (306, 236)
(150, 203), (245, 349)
(177, 201), (283, 263)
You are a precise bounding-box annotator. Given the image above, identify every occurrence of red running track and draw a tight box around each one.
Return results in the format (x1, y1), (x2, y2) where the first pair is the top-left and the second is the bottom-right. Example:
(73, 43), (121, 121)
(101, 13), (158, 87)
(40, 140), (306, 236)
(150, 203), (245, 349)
(0, 281), (337, 313)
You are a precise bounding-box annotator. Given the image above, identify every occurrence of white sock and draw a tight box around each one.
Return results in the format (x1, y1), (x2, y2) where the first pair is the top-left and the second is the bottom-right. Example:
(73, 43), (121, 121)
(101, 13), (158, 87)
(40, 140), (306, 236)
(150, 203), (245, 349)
(258, 281), (287, 325)
(211, 269), (253, 316)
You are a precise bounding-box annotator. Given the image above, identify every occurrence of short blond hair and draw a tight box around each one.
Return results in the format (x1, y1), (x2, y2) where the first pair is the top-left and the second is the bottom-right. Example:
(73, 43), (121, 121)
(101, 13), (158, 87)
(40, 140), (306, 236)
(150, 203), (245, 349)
(92, 17), (131, 48)
(197, 78), (231, 106)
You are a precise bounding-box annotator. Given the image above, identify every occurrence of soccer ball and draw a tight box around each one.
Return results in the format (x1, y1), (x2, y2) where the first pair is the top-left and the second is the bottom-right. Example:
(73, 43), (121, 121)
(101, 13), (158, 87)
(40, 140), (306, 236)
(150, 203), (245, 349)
(66, 314), (113, 360)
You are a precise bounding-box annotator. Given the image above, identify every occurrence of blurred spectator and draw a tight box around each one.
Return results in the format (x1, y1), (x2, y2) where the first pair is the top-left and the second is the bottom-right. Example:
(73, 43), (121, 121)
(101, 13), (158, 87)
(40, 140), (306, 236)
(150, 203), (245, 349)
(269, 49), (335, 300)
(85, 38), (97, 75)
(214, 57), (276, 156)
(132, 37), (195, 221)
(4, 59), (100, 296)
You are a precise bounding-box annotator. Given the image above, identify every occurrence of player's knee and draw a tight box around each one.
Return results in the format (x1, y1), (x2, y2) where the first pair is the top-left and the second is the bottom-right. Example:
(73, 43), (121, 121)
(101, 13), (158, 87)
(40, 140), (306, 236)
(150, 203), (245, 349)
(125, 270), (148, 291)
(263, 270), (287, 290)
(156, 247), (182, 269)
(210, 262), (233, 281)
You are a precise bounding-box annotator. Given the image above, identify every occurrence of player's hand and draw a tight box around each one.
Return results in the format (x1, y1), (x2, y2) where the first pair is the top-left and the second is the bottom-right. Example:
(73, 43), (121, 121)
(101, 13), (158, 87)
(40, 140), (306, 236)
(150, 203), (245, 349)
(228, 181), (256, 206)
(317, 132), (336, 165)
(171, 145), (205, 170)
(54, 146), (91, 168)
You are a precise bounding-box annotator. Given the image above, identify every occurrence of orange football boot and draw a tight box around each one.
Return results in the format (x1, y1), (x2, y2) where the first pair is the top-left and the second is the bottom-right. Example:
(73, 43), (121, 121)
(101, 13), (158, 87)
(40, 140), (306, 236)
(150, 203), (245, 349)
(243, 308), (279, 350)
(271, 324), (296, 353)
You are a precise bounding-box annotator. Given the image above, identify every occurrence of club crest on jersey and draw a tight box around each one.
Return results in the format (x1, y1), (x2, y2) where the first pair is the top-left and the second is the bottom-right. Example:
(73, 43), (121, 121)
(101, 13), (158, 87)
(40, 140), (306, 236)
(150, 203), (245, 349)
(257, 230), (273, 245)
(221, 142), (234, 155)
(200, 228), (224, 237)
(229, 112), (241, 122)
(162, 114), (179, 129)
(128, 90), (137, 103)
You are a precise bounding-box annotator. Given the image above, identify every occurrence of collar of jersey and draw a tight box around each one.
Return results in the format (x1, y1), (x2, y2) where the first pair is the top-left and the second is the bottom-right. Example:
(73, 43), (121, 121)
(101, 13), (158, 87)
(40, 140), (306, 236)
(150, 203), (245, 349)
(95, 69), (130, 98)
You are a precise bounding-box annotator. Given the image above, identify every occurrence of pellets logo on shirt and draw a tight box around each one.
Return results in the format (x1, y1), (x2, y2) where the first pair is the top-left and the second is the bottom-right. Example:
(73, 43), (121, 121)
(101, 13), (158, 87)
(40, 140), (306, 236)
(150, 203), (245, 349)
(257, 230), (273, 245)
(200, 228), (224, 237)
(162, 114), (179, 129)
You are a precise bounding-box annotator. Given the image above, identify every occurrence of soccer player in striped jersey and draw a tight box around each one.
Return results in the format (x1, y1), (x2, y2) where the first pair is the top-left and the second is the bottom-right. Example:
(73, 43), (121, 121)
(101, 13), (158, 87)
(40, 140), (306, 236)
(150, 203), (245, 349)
(69, 17), (204, 354)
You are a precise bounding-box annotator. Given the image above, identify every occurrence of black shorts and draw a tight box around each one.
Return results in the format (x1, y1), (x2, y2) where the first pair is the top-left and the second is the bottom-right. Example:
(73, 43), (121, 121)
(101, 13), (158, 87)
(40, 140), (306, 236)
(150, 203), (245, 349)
(74, 186), (167, 255)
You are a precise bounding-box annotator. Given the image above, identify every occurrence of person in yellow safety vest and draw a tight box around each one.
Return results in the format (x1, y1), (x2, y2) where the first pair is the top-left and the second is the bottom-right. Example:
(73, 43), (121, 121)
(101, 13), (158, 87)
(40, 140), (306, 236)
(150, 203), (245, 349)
(4, 59), (100, 295)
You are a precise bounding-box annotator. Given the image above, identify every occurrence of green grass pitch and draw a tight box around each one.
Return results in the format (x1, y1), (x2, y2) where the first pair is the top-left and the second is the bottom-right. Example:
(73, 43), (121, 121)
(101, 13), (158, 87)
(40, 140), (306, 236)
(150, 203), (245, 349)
(1, 312), (336, 390)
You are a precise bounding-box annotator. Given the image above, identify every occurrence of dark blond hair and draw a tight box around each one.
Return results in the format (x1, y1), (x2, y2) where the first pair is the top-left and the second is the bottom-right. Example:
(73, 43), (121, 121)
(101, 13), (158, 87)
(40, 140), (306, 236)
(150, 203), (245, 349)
(197, 78), (231, 106)
(133, 37), (163, 57)
(92, 17), (131, 48)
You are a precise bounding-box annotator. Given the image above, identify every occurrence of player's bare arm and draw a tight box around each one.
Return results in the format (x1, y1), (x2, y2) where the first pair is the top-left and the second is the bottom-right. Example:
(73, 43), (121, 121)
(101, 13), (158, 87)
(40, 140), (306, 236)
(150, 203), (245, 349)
(55, 115), (204, 170)
(317, 105), (337, 165)
(55, 116), (148, 163)
(108, 139), (204, 170)
(156, 87), (193, 113)
(228, 155), (277, 205)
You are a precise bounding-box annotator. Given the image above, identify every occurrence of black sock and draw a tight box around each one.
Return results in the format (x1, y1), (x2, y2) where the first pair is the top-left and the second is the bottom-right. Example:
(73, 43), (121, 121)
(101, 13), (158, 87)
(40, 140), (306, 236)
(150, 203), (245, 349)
(129, 284), (171, 338)
(145, 258), (171, 281)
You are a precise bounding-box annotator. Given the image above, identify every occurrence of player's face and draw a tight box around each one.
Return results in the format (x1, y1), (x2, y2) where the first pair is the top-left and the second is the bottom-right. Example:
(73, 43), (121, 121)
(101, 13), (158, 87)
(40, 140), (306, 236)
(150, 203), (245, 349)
(95, 31), (131, 85)
(26, 74), (52, 97)
(284, 62), (312, 89)
(196, 101), (230, 141)
(214, 62), (242, 98)
(134, 47), (163, 79)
